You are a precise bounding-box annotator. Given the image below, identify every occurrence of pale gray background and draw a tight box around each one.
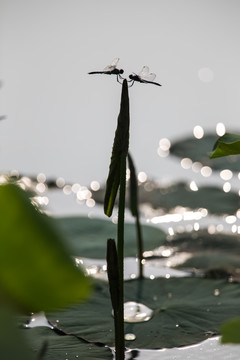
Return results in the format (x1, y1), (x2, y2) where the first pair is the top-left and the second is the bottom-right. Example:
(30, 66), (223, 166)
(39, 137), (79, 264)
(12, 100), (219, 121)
(1, 0), (240, 186)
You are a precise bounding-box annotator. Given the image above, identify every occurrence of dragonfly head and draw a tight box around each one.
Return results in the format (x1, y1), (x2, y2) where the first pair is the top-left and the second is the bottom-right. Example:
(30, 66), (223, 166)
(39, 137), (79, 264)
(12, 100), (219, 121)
(119, 69), (124, 74)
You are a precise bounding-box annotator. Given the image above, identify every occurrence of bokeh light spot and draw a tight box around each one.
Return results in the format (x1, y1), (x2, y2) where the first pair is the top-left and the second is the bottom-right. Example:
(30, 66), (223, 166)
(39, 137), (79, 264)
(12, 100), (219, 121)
(193, 125), (204, 139)
(216, 123), (226, 136)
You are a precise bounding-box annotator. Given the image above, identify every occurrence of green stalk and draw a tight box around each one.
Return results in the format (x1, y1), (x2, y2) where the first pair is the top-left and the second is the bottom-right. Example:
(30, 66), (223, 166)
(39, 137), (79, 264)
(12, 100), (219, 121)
(118, 154), (126, 288)
(115, 153), (127, 360)
(135, 212), (144, 279)
(106, 239), (121, 358)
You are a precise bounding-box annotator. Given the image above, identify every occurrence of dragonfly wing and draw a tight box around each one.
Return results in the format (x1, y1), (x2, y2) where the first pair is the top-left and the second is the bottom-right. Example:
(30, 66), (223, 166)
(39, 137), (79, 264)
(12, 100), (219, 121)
(143, 72), (156, 81)
(103, 58), (119, 72)
(110, 57), (120, 67)
(138, 66), (150, 77)
(138, 66), (157, 81)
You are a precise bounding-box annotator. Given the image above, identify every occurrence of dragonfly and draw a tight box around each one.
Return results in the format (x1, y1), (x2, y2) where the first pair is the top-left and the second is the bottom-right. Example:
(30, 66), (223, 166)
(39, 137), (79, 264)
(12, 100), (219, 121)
(128, 66), (161, 87)
(88, 58), (124, 82)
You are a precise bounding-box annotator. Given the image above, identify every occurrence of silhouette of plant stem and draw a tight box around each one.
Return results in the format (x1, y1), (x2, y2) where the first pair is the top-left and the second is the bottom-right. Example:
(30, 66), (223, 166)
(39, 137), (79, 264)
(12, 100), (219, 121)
(128, 153), (144, 278)
(104, 79), (129, 360)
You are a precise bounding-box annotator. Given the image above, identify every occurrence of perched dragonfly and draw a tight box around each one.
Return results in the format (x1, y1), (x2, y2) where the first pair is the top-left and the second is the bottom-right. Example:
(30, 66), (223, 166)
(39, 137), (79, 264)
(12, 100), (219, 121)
(88, 58), (124, 82)
(128, 66), (161, 87)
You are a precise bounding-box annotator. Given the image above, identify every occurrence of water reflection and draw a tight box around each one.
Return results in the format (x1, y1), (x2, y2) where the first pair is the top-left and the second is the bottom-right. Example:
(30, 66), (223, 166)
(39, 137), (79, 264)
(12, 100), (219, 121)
(122, 336), (240, 360)
(181, 158), (192, 169)
(24, 312), (53, 329)
(150, 208), (208, 225)
(125, 333), (136, 341)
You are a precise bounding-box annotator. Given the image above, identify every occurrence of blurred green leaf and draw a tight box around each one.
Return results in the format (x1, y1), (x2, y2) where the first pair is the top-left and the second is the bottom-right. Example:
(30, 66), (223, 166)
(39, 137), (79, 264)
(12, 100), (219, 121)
(0, 183), (90, 312)
(210, 133), (240, 158)
(143, 184), (239, 215)
(94, 181), (240, 216)
(170, 133), (240, 171)
(221, 317), (240, 344)
(104, 79), (130, 217)
(55, 216), (166, 258)
(165, 230), (240, 272)
(0, 306), (34, 360)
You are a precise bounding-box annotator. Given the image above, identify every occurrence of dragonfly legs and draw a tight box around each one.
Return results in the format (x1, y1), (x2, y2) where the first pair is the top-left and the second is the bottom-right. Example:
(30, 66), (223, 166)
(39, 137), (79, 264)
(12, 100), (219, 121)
(117, 75), (123, 85)
(127, 80), (135, 87)
(117, 74), (126, 85)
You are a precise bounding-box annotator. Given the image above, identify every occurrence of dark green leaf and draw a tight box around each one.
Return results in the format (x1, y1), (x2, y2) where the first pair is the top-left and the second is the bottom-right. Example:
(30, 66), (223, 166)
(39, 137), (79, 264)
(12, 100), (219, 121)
(55, 216), (166, 258)
(0, 183), (90, 312)
(210, 133), (240, 158)
(48, 278), (240, 349)
(22, 327), (113, 359)
(221, 317), (240, 344)
(104, 79), (130, 217)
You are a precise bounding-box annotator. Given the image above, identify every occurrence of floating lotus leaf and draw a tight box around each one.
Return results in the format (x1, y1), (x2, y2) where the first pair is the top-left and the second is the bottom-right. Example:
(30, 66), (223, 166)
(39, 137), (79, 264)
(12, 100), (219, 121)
(55, 216), (166, 259)
(177, 253), (240, 275)
(22, 327), (113, 360)
(166, 230), (240, 272)
(47, 278), (240, 349)
(93, 182), (240, 215)
(139, 183), (239, 214)
(170, 133), (240, 171)
(168, 230), (240, 253)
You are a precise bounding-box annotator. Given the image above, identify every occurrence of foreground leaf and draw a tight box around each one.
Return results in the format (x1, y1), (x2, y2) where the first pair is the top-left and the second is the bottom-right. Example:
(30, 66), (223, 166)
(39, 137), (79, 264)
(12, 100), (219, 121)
(55, 216), (166, 258)
(48, 278), (240, 349)
(0, 183), (90, 312)
(210, 133), (240, 158)
(0, 306), (34, 360)
(221, 318), (240, 344)
(104, 79), (130, 217)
